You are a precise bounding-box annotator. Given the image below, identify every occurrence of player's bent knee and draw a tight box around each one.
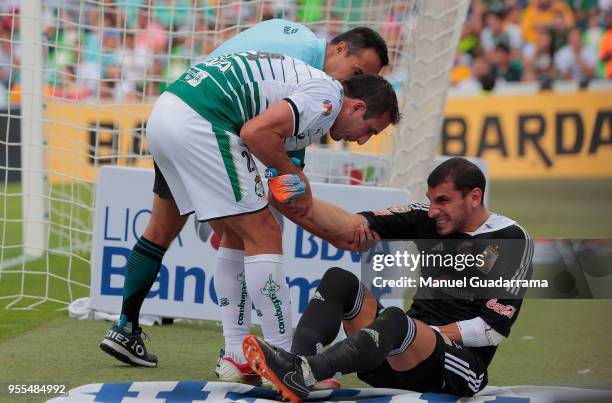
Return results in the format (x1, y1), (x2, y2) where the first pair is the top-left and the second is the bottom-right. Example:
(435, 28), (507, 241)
(318, 267), (362, 318)
(370, 306), (413, 355)
(376, 306), (408, 336)
(226, 210), (282, 254)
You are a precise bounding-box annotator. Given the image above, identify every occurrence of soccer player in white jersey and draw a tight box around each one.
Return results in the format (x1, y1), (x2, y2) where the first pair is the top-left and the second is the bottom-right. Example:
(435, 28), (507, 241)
(98, 21), (389, 386)
(202, 22), (389, 388)
(99, 50), (400, 386)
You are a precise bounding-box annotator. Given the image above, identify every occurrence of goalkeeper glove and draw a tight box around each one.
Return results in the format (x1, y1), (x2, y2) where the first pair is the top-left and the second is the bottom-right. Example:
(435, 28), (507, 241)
(265, 158), (305, 203)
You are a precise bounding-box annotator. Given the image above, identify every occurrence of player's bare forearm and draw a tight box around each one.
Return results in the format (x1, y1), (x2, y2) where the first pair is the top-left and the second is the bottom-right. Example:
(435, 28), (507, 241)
(242, 131), (298, 175)
(240, 101), (300, 175)
(273, 195), (364, 250)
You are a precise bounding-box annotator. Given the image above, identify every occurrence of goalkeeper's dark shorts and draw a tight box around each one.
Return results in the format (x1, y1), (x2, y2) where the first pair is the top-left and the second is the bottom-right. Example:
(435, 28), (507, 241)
(356, 331), (488, 397)
(153, 161), (173, 199)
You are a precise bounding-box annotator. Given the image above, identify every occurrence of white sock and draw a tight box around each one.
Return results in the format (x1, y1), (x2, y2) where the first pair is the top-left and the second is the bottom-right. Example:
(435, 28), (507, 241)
(214, 247), (250, 363)
(244, 254), (292, 351)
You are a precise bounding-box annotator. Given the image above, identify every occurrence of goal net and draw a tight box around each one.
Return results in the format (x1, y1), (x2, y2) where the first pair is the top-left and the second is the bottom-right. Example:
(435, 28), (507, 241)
(0, 0), (468, 309)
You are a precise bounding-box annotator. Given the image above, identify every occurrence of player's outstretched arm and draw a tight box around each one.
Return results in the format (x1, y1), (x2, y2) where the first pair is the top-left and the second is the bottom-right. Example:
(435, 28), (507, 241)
(272, 194), (366, 251)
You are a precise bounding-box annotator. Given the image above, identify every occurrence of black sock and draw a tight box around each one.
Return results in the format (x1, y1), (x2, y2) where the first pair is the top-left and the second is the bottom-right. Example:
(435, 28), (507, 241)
(291, 267), (362, 356)
(305, 306), (415, 381)
(119, 236), (166, 331)
(291, 296), (342, 356)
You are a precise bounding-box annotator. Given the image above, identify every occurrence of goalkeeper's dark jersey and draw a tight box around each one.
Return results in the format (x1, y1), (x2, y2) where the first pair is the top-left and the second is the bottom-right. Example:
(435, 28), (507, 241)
(359, 203), (533, 367)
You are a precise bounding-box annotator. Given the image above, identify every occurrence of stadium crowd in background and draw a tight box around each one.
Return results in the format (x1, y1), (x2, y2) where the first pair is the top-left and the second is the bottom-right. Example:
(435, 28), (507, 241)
(453, 0), (612, 91)
(0, 0), (611, 105)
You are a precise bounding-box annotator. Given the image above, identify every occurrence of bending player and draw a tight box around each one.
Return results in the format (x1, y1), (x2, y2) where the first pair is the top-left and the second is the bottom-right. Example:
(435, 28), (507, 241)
(243, 157), (533, 402)
(99, 19), (389, 384)
(99, 50), (399, 384)
(205, 21), (389, 387)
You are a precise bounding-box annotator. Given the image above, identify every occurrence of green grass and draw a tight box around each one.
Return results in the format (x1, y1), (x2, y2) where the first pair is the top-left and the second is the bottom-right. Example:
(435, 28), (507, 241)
(489, 179), (612, 238)
(489, 299), (612, 388)
(0, 182), (91, 309)
(0, 179), (611, 399)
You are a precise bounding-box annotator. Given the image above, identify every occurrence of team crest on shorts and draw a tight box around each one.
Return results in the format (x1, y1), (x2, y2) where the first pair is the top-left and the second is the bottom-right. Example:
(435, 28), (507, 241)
(322, 100), (333, 116)
(254, 175), (265, 197)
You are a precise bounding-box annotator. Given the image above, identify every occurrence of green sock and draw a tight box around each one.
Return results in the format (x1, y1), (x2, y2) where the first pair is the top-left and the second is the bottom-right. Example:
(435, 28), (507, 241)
(119, 236), (167, 330)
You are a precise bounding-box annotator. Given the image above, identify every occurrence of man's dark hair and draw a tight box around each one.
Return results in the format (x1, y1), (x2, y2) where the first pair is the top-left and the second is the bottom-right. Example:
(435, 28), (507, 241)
(342, 75), (400, 125)
(427, 157), (486, 204)
(331, 27), (389, 67)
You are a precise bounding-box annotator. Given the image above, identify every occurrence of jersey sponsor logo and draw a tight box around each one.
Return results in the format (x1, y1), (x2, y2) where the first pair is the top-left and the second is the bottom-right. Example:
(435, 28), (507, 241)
(283, 26), (299, 35)
(486, 298), (516, 318)
(322, 100), (333, 117)
(219, 297), (229, 307)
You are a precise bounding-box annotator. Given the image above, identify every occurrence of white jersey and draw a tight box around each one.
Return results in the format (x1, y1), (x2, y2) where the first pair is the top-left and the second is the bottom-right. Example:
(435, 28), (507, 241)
(165, 51), (344, 151)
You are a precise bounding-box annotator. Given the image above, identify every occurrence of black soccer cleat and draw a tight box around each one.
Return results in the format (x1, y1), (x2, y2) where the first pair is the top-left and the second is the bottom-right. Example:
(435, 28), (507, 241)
(243, 335), (311, 403)
(100, 324), (158, 367)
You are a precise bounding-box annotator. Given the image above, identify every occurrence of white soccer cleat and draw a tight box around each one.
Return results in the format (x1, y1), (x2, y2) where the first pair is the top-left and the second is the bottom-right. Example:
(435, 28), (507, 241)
(215, 350), (262, 385)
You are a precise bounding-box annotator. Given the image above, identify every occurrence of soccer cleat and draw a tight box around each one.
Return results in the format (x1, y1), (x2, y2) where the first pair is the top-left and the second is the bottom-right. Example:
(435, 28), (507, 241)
(215, 350), (262, 385)
(243, 335), (311, 403)
(261, 364), (340, 391)
(100, 324), (158, 367)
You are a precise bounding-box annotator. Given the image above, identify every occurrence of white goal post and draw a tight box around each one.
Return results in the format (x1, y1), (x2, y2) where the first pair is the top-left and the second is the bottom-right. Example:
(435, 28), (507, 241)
(0, 0), (469, 309)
